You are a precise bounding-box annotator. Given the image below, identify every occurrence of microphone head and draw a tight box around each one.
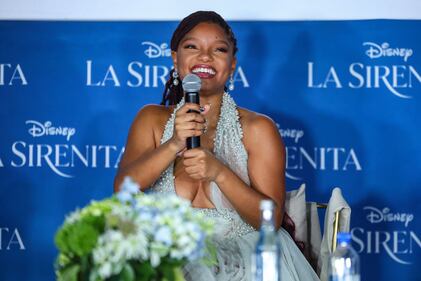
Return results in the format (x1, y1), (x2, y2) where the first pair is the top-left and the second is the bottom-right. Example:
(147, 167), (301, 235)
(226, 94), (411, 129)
(182, 73), (202, 92)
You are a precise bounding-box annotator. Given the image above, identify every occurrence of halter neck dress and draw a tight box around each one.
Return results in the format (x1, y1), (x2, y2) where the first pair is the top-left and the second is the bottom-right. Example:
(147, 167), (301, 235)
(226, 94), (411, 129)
(150, 93), (320, 281)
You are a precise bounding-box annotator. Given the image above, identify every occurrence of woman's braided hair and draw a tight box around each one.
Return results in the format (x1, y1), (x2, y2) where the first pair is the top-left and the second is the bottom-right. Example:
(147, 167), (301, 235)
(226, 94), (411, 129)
(160, 11), (238, 106)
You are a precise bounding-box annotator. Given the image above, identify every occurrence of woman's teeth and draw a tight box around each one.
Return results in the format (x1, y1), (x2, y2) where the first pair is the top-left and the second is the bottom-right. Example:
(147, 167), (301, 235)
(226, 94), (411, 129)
(192, 68), (216, 75)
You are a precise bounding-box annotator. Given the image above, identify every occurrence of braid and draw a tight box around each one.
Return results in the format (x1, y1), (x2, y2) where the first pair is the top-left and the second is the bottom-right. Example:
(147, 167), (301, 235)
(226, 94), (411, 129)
(160, 69), (183, 106)
(282, 212), (305, 253)
(160, 11), (238, 106)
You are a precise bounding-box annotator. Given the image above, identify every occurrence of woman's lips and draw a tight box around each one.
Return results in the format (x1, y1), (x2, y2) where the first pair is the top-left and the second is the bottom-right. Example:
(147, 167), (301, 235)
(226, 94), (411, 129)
(191, 65), (216, 79)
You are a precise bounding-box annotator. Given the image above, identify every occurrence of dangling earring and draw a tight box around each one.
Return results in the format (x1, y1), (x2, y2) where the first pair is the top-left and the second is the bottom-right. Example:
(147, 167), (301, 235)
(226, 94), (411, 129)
(228, 74), (235, 91)
(172, 69), (179, 86)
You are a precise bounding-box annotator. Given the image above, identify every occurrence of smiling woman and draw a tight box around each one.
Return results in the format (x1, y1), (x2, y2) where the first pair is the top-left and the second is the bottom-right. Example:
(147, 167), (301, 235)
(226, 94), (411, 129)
(173, 22), (236, 93)
(114, 11), (320, 281)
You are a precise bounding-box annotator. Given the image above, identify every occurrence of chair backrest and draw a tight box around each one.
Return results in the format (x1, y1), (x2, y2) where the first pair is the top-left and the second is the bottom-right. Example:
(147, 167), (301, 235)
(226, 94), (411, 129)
(285, 185), (351, 280)
(316, 203), (341, 252)
(318, 188), (351, 281)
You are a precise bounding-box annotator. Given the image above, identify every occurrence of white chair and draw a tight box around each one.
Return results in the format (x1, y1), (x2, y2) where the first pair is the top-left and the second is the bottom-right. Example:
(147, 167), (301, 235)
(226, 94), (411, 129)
(285, 185), (351, 281)
(317, 188), (351, 281)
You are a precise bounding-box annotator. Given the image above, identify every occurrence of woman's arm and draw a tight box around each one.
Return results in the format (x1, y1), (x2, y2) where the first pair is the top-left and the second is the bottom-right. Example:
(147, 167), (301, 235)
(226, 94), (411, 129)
(217, 114), (285, 229)
(114, 103), (207, 192)
(114, 105), (177, 191)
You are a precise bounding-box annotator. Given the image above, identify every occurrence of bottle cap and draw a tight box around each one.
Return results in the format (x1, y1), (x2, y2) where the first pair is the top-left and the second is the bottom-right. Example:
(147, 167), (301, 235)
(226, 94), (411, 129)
(260, 199), (274, 210)
(337, 232), (351, 245)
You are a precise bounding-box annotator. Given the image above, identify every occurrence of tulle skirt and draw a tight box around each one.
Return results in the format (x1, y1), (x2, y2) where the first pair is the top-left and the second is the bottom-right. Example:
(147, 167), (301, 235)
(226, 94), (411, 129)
(183, 228), (320, 281)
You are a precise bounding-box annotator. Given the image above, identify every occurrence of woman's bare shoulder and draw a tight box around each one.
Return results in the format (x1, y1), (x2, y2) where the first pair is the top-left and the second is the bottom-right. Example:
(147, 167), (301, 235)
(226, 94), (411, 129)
(237, 107), (282, 148)
(238, 107), (277, 131)
(133, 104), (174, 126)
(124, 104), (175, 150)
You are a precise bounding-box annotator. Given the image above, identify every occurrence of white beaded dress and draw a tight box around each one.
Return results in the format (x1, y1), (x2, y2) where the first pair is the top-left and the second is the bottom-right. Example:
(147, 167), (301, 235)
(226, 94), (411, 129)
(150, 93), (320, 281)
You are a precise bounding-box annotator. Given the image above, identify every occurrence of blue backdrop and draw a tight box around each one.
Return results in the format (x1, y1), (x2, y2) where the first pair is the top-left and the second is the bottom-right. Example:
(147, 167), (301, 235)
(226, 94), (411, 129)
(0, 20), (420, 281)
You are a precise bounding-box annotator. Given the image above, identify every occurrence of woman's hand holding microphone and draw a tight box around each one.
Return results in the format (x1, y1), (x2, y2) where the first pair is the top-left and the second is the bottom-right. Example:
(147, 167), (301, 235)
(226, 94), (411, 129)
(169, 103), (224, 182)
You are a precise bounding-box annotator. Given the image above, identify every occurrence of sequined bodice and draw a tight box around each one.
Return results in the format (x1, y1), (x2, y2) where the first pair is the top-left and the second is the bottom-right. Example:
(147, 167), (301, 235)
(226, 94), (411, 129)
(150, 92), (255, 238)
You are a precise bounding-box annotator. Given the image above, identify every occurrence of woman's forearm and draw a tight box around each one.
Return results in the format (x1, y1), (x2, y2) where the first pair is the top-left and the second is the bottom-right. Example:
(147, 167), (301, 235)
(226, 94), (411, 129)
(214, 166), (284, 229)
(114, 140), (179, 192)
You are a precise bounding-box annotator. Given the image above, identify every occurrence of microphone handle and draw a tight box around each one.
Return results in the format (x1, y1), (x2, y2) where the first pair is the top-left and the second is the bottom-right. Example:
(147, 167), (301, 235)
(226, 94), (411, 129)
(185, 92), (200, 149)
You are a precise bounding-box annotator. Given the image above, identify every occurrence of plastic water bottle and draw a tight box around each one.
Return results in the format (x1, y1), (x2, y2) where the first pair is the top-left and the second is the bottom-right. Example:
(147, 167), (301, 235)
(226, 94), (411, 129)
(329, 232), (360, 281)
(251, 200), (280, 281)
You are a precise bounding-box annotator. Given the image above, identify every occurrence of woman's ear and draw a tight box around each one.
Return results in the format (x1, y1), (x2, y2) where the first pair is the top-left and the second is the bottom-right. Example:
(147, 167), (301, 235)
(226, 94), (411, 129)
(231, 57), (237, 74)
(171, 51), (178, 69)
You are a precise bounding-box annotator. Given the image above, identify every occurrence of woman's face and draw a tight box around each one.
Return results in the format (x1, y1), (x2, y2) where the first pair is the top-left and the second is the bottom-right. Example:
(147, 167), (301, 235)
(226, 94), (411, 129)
(172, 22), (237, 94)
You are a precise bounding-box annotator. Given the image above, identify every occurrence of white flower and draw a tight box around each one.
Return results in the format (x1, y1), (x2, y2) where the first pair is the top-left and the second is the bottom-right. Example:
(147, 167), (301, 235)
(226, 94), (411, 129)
(184, 222), (201, 240)
(169, 249), (184, 259)
(98, 262), (112, 279)
(116, 191), (132, 203)
(121, 177), (140, 194)
(150, 251), (161, 267)
(92, 230), (127, 278)
(64, 209), (81, 224)
(60, 190), (214, 280)
(154, 226), (173, 246)
(117, 177), (140, 203)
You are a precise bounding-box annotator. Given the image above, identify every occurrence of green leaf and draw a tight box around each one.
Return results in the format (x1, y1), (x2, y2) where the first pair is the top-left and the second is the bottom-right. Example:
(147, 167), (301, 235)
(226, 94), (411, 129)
(55, 225), (71, 254)
(202, 239), (218, 266)
(159, 262), (175, 281)
(157, 263), (186, 281)
(133, 262), (156, 281)
(55, 220), (100, 257)
(57, 264), (80, 281)
(67, 222), (99, 256)
(173, 267), (186, 281)
(55, 253), (72, 269)
(120, 264), (135, 281)
(79, 255), (92, 281)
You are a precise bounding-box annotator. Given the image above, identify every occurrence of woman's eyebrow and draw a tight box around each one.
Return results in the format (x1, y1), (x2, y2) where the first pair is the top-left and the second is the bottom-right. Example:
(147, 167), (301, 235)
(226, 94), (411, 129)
(180, 36), (230, 45)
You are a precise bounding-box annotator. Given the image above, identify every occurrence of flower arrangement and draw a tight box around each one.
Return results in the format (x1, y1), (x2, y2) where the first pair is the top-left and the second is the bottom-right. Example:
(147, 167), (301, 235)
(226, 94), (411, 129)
(54, 178), (215, 281)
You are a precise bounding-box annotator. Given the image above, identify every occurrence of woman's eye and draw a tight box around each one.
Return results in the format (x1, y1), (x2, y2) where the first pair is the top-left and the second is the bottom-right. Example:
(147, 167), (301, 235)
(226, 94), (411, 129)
(184, 44), (196, 49)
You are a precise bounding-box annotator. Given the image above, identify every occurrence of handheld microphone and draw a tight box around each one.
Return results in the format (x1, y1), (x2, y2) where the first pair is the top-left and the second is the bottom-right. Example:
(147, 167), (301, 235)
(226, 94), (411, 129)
(182, 73), (202, 149)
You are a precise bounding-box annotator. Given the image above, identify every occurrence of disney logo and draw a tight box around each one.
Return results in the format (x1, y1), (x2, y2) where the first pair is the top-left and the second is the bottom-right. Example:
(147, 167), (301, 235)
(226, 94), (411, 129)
(363, 206), (414, 227)
(276, 124), (304, 143)
(363, 42), (413, 62)
(25, 120), (76, 141)
(141, 41), (171, 58)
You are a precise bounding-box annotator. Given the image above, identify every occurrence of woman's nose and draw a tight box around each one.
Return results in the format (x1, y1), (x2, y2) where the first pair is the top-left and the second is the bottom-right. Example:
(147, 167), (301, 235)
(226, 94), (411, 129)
(198, 49), (213, 62)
